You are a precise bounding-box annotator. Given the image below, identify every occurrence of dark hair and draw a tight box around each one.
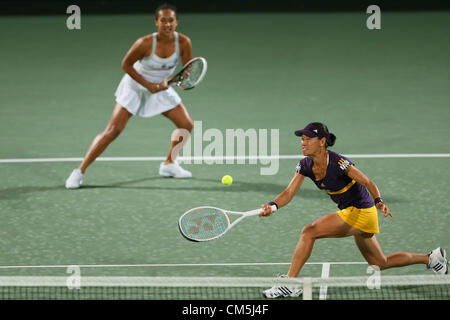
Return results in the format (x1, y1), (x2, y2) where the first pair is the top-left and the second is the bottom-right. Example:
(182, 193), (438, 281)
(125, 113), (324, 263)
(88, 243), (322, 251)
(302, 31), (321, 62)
(154, 3), (177, 20)
(313, 122), (336, 148)
(327, 132), (336, 147)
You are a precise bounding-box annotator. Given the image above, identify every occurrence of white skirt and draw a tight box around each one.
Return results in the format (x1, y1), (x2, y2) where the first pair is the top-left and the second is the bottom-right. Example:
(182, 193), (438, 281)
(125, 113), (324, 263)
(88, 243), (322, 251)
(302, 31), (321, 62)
(114, 74), (182, 118)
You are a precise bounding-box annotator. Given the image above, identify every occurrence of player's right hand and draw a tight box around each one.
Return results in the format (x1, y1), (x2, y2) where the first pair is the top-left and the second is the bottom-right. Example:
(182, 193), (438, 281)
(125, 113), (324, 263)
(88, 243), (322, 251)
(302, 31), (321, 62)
(181, 65), (192, 79)
(259, 204), (273, 217)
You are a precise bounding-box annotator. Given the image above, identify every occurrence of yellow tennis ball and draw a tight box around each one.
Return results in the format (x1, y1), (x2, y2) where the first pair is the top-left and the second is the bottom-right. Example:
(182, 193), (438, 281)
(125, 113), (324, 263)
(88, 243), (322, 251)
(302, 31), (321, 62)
(221, 175), (233, 186)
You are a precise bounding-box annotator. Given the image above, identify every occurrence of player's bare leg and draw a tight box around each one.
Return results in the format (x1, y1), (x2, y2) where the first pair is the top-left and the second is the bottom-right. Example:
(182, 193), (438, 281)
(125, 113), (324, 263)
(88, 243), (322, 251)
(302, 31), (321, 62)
(264, 213), (360, 298)
(162, 103), (193, 164)
(65, 103), (131, 189)
(79, 103), (132, 173)
(354, 233), (430, 270)
(159, 103), (193, 178)
(287, 213), (360, 277)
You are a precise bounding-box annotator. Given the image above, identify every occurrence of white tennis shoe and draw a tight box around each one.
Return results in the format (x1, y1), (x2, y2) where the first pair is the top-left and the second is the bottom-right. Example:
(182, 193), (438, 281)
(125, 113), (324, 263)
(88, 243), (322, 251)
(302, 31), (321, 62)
(427, 247), (448, 274)
(262, 275), (303, 299)
(65, 169), (83, 189)
(159, 161), (192, 178)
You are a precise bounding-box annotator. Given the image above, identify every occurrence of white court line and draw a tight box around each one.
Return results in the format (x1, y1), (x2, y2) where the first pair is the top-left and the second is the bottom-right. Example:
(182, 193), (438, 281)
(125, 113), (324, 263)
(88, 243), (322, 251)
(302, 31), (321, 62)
(0, 262), (367, 269)
(0, 154), (449, 163)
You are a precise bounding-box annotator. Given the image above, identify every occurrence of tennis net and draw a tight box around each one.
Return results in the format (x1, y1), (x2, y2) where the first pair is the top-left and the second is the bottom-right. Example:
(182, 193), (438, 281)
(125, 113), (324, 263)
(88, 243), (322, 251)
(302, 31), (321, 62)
(0, 275), (448, 300)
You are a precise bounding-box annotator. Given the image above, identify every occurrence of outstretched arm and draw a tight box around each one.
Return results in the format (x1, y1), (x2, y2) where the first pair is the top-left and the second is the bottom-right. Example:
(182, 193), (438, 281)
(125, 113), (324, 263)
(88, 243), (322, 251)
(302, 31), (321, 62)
(346, 165), (392, 217)
(260, 172), (305, 217)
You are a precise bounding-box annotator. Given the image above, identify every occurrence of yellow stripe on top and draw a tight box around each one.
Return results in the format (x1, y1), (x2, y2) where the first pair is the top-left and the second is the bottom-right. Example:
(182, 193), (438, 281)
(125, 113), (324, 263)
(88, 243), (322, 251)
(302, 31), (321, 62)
(338, 158), (351, 172)
(326, 180), (356, 195)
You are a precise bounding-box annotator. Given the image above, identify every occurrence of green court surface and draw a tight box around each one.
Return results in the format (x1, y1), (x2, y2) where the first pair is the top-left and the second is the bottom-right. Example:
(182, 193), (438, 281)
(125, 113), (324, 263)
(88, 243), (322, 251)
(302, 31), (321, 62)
(0, 12), (449, 290)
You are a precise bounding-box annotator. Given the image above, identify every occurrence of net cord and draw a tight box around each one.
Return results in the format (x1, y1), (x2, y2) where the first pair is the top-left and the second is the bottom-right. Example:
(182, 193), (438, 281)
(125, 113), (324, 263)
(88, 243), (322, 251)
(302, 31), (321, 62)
(0, 275), (448, 288)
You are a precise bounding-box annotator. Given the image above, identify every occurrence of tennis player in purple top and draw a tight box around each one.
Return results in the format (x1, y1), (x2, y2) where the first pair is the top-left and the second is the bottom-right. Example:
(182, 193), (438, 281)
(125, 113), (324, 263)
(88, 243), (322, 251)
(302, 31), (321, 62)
(260, 122), (448, 298)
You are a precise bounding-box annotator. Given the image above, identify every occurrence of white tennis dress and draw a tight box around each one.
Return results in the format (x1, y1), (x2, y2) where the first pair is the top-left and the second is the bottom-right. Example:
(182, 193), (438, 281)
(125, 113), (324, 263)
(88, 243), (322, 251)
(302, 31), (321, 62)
(115, 32), (182, 118)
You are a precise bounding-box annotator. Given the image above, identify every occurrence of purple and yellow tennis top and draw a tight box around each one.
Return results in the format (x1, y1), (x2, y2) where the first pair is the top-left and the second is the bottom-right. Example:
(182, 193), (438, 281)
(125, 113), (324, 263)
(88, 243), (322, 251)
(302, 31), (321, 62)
(296, 151), (374, 210)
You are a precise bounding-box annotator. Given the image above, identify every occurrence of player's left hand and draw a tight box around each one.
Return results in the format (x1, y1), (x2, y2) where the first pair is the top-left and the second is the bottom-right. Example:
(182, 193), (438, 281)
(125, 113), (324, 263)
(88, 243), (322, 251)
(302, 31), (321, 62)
(376, 202), (392, 218)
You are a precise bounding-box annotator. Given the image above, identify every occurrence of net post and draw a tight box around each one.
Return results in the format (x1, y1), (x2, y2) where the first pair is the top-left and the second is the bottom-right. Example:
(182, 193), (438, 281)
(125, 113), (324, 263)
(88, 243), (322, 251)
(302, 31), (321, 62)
(302, 277), (312, 300)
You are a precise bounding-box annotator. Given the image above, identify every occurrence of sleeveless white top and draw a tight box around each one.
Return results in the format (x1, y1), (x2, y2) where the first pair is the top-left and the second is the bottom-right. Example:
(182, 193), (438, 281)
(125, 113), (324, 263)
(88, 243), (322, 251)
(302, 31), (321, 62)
(134, 32), (180, 83)
(114, 32), (182, 118)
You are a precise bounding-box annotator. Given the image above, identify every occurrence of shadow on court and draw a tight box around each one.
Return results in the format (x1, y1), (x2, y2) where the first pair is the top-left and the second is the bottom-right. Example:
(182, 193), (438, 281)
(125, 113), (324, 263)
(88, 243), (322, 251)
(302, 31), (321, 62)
(81, 176), (295, 195)
(0, 186), (62, 200)
(0, 177), (406, 203)
(77, 177), (374, 202)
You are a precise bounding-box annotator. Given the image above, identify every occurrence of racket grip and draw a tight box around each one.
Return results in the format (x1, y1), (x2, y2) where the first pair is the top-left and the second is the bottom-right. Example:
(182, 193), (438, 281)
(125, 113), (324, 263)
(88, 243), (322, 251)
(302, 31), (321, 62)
(254, 204), (278, 216)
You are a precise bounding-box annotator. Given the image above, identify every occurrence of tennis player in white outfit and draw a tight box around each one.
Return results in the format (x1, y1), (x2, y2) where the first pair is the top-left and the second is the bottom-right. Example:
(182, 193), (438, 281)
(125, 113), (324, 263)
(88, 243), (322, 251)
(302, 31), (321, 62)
(66, 4), (194, 189)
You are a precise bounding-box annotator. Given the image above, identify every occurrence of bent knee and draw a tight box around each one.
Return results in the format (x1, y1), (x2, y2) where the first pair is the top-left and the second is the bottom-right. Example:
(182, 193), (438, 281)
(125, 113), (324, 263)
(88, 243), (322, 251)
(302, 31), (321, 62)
(367, 258), (388, 270)
(371, 263), (388, 271)
(301, 223), (317, 239)
(103, 125), (124, 140)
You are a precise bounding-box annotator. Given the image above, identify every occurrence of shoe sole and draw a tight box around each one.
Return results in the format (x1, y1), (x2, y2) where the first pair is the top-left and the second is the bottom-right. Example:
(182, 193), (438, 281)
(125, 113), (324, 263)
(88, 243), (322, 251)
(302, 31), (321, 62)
(65, 181), (82, 189)
(262, 290), (303, 299)
(441, 248), (449, 274)
(262, 293), (282, 299)
(159, 170), (174, 177)
(159, 170), (192, 178)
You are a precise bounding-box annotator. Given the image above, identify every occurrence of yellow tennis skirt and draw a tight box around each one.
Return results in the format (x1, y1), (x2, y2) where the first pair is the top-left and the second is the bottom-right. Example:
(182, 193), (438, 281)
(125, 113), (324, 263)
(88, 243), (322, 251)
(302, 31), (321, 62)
(337, 206), (380, 234)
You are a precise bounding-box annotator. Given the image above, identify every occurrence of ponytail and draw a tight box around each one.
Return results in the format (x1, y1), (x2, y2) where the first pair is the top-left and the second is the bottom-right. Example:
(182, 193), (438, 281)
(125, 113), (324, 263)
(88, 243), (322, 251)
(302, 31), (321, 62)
(320, 123), (336, 148)
(326, 133), (336, 147)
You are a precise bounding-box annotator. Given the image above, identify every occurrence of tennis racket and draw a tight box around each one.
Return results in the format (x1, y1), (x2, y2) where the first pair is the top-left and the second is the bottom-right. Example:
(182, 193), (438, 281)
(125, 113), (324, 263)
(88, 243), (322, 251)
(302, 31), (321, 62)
(168, 57), (207, 90)
(178, 205), (277, 242)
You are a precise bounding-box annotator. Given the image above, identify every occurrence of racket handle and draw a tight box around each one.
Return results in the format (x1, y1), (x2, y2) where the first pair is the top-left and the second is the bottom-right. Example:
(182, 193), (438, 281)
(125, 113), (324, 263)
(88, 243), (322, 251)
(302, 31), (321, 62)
(256, 205), (277, 215)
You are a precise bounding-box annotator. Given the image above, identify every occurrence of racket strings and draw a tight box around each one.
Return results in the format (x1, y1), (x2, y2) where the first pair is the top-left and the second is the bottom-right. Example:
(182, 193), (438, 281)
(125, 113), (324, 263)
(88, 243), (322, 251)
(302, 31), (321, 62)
(178, 60), (204, 88)
(179, 208), (229, 241)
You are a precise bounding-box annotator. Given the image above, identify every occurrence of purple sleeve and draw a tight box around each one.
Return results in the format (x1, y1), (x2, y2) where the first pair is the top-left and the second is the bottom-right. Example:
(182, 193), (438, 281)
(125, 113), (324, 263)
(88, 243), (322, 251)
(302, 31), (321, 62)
(336, 154), (354, 173)
(295, 158), (312, 178)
